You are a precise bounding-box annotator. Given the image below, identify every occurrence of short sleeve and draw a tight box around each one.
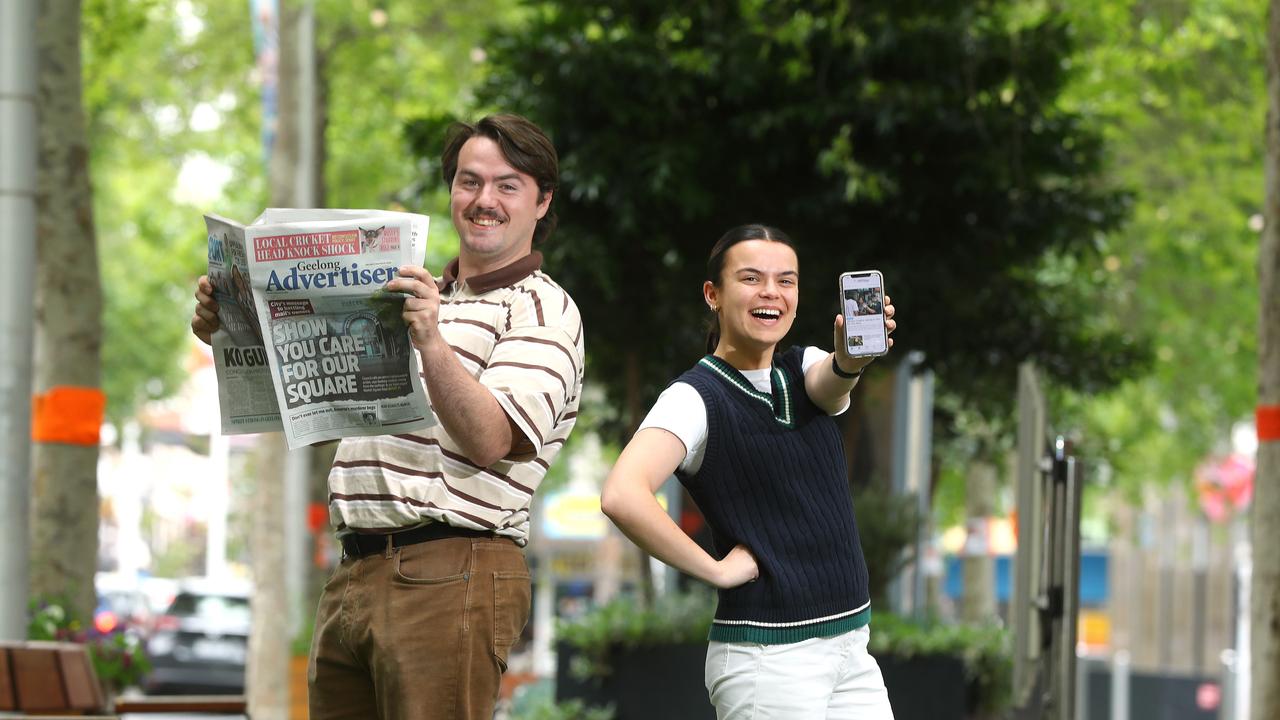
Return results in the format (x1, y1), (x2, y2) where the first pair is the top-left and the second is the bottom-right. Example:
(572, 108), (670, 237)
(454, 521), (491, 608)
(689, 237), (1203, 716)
(802, 346), (851, 416)
(481, 325), (583, 453)
(637, 382), (708, 475)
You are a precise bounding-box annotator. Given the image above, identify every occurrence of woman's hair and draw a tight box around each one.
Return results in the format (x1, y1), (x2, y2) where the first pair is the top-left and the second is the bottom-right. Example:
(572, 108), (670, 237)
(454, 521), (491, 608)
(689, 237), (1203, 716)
(704, 224), (796, 353)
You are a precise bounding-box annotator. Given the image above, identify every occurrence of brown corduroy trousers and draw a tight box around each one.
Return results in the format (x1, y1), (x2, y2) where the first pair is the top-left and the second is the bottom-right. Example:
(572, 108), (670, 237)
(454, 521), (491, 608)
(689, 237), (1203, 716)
(307, 535), (531, 720)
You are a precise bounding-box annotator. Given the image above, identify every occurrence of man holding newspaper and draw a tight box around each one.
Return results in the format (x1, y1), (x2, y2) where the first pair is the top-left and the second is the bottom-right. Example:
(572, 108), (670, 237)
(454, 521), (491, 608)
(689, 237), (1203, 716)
(191, 114), (584, 720)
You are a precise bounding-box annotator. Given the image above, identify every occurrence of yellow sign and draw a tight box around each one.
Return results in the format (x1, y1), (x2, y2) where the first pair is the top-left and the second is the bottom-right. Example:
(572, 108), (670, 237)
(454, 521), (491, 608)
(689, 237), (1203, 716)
(541, 490), (667, 540)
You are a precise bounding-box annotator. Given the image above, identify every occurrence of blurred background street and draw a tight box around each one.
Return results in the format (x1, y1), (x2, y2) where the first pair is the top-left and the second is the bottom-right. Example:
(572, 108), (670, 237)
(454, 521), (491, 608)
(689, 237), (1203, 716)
(1, 1), (1276, 719)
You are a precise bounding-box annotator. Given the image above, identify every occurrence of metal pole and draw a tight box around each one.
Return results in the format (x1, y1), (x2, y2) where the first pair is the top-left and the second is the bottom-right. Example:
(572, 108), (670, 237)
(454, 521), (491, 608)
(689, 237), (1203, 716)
(1013, 363), (1047, 705)
(1220, 649), (1237, 720)
(1058, 455), (1081, 720)
(530, 498), (555, 677)
(887, 354), (915, 615)
(1110, 649), (1130, 720)
(1074, 652), (1089, 720)
(283, 0), (316, 637)
(206, 429), (229, 578)
(660, 476), (681, 595)
(908, 362), (934, 619)
(0, 0), (38, 641)
(1232, 520), (1251, 720)
(296, 0), (316, 209)
(888, 351), (931, 617)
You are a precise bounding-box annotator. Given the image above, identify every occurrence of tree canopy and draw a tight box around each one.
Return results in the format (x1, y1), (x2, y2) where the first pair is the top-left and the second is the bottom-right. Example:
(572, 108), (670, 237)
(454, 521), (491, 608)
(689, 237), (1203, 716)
(1054, 0), (1263, 491)
(86, 0), (261, 424)
(85, 0), (519, 425)
(436, 0), (1148, 440)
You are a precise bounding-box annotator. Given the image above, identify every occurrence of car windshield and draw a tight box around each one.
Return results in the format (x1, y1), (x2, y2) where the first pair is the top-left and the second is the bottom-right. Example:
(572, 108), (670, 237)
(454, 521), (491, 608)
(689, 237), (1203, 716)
(167, 593), (251, 625)
(100, 591), (143, 615)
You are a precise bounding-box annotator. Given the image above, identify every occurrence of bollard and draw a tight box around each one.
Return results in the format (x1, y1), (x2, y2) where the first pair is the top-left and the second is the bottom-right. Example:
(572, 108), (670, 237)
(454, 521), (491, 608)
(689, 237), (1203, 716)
(1075, 651), (1090, 720)
(1219, 649), (1236, 720)
(1110, 650), (1129, 720)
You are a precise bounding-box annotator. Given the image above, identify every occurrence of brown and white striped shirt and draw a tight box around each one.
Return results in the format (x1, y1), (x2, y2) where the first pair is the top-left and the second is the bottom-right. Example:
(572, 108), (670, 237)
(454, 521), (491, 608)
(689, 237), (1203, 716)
(327, 252), (584, 545)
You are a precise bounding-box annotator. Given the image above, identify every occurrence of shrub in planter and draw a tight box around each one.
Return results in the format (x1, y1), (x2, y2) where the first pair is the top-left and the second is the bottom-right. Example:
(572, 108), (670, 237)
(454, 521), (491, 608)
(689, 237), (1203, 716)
(555, 591), (1010, 720)
(851, 487), (921, 607)
(555, 591), (715, 720)
(27, 595), (151, 701)
(869, 613), (1012, 720)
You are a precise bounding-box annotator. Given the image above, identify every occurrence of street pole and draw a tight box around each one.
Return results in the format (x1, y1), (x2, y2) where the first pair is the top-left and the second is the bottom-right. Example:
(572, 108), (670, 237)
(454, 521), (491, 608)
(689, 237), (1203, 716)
(282, 0), (316, 638)
(0, 0), (38, 641)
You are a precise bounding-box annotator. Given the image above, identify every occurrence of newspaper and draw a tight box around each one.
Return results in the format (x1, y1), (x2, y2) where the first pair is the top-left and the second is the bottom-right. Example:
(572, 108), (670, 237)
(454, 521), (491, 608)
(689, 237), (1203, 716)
(204, 209), (435, 448)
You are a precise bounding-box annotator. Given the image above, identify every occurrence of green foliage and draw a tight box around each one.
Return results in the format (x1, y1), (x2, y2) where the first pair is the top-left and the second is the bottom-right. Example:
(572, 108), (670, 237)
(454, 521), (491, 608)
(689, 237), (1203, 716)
(316, 0), (525, 209)
(1049, 0), (1263, 491)
(556, 590), (717, 679)
(84, 0), (521, 424)
(851, 488), (920, 607)
(869, 613), (1012, 716)
(509, 682), (616, 720)
(444, 0), (1145, 443)
(26, 597), (83, 642)
(27, 596), (151, 694)
(84, 0), (262, 424)
(556, 590), (1009, 715)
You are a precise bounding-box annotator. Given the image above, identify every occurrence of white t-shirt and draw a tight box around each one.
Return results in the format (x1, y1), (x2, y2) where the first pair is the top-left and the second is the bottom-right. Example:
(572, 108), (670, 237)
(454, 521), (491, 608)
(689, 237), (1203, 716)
(637, 347), (849, 475)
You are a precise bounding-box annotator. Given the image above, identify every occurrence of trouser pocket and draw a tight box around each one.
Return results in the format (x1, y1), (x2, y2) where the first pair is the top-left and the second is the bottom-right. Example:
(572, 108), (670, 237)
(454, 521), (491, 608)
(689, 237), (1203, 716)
(491, 571), (531, 671)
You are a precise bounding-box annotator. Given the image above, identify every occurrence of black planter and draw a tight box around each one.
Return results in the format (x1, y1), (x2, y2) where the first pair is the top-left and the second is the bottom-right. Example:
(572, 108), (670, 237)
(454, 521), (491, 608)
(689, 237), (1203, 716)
(556, 641), (715, 720)
(879, 652), (973, 720)
(557, 643), (976, 719)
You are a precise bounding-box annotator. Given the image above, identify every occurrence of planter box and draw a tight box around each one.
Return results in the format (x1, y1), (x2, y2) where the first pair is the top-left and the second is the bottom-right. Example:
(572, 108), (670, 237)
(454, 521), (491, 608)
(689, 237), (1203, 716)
(558, 643), (977, 720)
(556, 642), (714, 720)
(879, 652), (972, 720)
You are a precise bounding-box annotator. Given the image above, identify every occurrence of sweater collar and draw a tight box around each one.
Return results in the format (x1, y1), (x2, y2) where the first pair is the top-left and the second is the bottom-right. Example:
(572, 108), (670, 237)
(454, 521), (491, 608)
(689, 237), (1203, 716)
(699, 354), (795, 428)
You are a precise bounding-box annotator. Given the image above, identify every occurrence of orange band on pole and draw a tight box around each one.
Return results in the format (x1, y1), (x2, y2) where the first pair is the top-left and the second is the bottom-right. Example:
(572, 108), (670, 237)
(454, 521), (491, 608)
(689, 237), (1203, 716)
(1259, 405), (1280, 441)
(32, 386), (106, 446)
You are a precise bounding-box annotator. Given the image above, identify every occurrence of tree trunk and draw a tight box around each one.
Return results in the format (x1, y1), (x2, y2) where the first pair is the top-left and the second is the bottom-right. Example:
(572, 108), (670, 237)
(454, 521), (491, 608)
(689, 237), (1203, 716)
(29, 0), (102, 623)
(1255, 3), (1280, 716)
(248, 435), (290, 720)
(960, 458), (998, 624)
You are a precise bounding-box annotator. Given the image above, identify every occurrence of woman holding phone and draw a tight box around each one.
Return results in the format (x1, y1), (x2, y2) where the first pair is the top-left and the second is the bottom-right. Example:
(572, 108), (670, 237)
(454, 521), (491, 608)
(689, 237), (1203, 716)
(600, 224), (896, 719)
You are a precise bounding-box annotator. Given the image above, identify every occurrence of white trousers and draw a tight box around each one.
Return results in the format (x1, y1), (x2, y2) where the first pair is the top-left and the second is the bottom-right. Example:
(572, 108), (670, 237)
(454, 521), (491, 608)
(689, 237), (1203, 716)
(704, 626), (895, 720)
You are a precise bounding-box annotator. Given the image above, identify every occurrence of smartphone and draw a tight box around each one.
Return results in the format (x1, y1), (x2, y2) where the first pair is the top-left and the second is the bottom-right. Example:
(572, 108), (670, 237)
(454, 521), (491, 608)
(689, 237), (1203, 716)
(839, 270), (888, 357)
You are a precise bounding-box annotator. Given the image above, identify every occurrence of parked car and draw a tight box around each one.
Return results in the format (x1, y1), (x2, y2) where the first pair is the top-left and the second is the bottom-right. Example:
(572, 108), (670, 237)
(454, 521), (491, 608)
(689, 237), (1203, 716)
(144, 577), (252, 695)
(93, 572), (156, 639)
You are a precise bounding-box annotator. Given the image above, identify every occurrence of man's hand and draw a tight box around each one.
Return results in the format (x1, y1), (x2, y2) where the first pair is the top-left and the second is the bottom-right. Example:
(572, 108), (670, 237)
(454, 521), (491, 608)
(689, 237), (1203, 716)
(714, 544), (760, 589)
(386, 266), (441, 351)
(191, 275), (220, 346)
(833, 294), (896, 375)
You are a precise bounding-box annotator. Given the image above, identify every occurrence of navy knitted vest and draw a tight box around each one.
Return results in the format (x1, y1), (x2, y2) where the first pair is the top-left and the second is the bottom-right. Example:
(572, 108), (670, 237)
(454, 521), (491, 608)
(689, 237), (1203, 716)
(676, 346), (871, 643)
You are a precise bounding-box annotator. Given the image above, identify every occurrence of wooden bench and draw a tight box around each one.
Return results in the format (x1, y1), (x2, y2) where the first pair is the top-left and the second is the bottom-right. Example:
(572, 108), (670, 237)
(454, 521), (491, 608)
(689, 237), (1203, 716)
(0, 641), (247, 718)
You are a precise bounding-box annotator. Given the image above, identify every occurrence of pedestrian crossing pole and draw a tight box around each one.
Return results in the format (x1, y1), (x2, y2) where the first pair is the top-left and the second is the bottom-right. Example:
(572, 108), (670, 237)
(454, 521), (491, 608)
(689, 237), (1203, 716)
(0, 0), (37, 641)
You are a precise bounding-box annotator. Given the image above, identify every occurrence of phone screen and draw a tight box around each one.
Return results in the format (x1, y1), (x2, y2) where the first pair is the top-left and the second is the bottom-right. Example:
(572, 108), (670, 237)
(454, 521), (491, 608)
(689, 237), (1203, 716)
(840, 271), (887, 357)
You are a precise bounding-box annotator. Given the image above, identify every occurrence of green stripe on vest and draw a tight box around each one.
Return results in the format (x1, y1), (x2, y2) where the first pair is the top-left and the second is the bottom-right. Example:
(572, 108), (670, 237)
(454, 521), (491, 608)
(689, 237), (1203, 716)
(708, 607), (871, 644)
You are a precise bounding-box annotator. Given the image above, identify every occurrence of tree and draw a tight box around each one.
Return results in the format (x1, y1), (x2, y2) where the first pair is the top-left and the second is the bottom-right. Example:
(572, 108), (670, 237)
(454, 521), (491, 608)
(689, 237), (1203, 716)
(1256, 2), (1279, 716)
(30, 0), (104, 622)
(81, 0), (524, 429)
(453, 0), (1144, 447)
(440, 0), (1148, 618)
(1052, 0), (1263, 495)
(84, 0), (262, 426)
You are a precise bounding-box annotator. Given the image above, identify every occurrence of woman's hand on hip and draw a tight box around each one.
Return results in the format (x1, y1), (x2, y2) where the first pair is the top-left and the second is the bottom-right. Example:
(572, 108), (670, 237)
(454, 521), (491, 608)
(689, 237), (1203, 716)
(714, 544), (760, 589)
